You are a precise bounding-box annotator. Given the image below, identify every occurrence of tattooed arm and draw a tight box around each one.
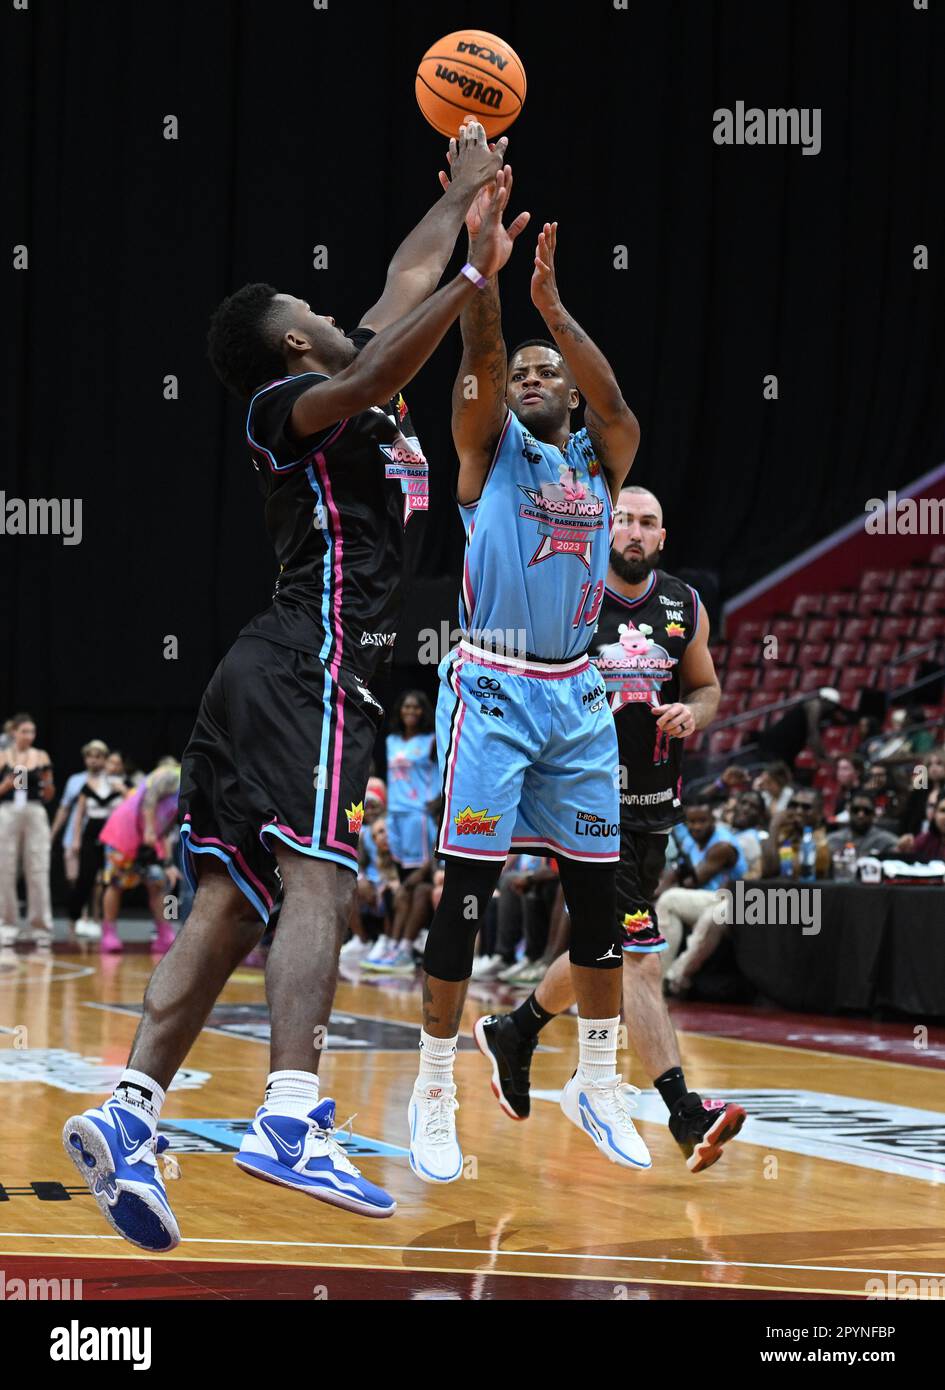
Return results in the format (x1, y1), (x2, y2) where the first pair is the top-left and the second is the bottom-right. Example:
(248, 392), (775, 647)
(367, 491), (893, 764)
(448, 177), (529, 504)
(531, 221), (640, 502)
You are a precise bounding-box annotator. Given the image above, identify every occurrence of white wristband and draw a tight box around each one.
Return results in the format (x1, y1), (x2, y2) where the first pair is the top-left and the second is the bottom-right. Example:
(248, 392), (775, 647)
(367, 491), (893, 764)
(461, 262), (488, 290)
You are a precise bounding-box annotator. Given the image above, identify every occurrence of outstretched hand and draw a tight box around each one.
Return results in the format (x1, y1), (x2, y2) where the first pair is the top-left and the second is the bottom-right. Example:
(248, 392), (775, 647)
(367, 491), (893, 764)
(531, 221), (562, 314)
(439, 120), (508, 206)
(467, 166), (530, 279)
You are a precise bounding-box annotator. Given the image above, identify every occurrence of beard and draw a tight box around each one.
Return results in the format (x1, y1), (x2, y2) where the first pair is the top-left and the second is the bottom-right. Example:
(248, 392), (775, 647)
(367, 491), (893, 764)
(610, 544), (660, 584)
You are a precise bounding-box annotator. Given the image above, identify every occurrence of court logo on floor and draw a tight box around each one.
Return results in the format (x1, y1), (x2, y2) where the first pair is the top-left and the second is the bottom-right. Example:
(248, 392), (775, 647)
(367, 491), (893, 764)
(156, 1118), (408, 1158)
(0, 1048), (209, 1094)
(533, 1087), (945, 1184)
(87, 1002), (477, 1053)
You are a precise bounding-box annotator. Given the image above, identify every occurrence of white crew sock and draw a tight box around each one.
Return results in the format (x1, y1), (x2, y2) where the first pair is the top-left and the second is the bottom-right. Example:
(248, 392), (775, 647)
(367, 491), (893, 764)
(111, 1069), (166, 1136)
(264, 1069), (320, 1118)
(577, 1016), (620, 1083)
(417, 1030), (457, 1086)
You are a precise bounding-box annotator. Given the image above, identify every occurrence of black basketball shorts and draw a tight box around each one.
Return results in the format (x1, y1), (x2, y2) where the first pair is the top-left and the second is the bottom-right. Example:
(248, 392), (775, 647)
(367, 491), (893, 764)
(616, 827), (670, 954)
(179, 636), (383, 923)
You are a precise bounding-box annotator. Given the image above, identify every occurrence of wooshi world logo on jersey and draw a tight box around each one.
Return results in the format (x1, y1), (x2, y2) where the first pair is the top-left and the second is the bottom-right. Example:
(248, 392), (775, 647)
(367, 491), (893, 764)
(594, 621), (676, 709)
(518, 462), (605, 568)
(378, 396), (428, 523)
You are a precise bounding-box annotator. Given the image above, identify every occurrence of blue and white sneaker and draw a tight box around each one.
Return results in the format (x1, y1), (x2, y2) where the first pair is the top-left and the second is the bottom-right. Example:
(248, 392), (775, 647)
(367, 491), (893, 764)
(235, 1099), (396, 1219)
(408, 1080), (463, 1184)
(559, 1071), (652, 1170)
(62, 1101), (180, 1252)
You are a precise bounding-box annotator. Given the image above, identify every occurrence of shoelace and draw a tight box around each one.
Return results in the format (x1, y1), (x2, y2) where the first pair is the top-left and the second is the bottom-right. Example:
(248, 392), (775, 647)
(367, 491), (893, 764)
(308, 1113), (362, 1177)
(420, 1091), (458, 1144)
(594, 1079), (642, 1128)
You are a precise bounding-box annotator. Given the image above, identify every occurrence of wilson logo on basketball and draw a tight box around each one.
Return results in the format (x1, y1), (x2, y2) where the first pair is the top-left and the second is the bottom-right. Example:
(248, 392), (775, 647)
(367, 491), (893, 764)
(453, 806), (502, 836)
(456, 41), (508, 71)
(433, 65), (504, 110)
(344, 802), (364, 835)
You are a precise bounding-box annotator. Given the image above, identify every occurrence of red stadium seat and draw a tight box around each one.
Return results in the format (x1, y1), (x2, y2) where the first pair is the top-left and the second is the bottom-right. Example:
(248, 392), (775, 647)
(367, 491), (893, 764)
(859, 570), (893, 592)
(919, 589), (945, 615)
(895, 568), (930, 591)
(799, 665), (837, 692)
(886, 591), (920, 616)
(738, 714), (767, 734)
(930, 544), (945, 565)
(868, 640), (900, 665)
(760, 667), (798, 693)
(717, 692), (747, 718)
(930, 569), (945, 591)
(825, 593), (857, 617)
(822, 725), (856, 754)
(725, 669), (758, 693)
(798, 641), (831, 666)
(791, 594), (823, 618)
(729, 642), (759, 666)
(890, 662), (919, 688)
(805, 618), (840, 642)
(710, 729), (743, 756)
(770, 618), (804, 642)
(735, 619), (765, 643)
(858, 591), (891, 615)
(915, 616), (945, 643)
(838, 665), (875, 692)
(882, 616), (916, 640)
(842, 617), (875, 642)
(831, 640), (865, 666)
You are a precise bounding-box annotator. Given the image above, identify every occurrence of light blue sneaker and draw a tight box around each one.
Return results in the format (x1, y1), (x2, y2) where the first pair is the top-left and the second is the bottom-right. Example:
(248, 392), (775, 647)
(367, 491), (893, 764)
(235, 1099), (396, 1218)
(62, 1100), (180, 1252)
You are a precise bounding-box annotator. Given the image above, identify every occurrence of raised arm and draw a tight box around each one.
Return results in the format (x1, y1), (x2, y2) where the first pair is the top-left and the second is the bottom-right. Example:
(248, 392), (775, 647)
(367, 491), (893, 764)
(359, 123), (506, 333)
(530, 222), (640, 502)
(291, 169), (529, 441)
(449, 178), (525, 504)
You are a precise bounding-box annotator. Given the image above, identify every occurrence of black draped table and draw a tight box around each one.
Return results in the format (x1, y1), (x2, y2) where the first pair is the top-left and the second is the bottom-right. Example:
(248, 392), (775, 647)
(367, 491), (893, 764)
(730, 880), (945, 1016)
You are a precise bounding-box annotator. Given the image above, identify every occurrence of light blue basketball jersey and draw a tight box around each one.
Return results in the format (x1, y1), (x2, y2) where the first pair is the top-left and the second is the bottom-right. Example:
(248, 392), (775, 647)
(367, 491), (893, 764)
(458, 411), (613, 660)
(385, 733), (436, 814)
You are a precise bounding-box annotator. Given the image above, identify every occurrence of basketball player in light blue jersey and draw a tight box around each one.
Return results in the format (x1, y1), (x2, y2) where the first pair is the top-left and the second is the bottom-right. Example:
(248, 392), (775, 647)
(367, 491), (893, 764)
(408, 189), (645, 1183)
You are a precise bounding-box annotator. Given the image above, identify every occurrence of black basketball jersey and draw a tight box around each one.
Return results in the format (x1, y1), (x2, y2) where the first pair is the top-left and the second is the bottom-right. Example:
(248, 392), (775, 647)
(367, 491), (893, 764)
(239, 329), (428, 683)
(589, 570), (700, 832)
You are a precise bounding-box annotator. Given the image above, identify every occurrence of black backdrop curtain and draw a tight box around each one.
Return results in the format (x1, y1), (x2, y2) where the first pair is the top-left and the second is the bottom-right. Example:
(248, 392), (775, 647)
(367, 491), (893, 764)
(3, 0), (945, 771)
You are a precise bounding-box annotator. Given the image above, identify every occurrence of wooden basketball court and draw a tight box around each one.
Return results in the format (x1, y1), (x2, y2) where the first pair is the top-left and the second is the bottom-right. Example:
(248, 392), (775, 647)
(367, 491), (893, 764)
(2, 945), (944, 1300)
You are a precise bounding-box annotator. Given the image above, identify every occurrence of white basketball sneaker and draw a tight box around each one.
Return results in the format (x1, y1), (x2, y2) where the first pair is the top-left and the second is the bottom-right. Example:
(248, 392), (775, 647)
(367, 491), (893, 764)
(560, 1071), (652, 1169)
(407, 1080), (462, 1183)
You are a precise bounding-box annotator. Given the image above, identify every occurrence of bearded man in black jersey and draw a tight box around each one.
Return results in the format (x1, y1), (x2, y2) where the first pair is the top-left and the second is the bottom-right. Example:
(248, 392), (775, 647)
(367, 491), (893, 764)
(476, 485), (748, 1172)
(63, 126), (531, 1248)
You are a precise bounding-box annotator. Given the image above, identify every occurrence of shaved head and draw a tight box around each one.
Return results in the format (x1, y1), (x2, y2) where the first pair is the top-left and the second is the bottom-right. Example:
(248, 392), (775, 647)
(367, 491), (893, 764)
(611, 485), (666, 584)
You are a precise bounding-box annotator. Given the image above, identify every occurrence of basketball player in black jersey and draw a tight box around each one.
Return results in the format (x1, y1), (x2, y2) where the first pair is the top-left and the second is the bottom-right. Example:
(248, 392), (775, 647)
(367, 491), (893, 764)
(476, 485), (747, 1172)
(63, 125), (532, 1249)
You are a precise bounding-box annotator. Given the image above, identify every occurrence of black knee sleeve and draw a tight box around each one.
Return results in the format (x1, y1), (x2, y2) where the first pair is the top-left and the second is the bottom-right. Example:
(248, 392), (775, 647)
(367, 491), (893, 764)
(422, 858), (503, 982)
(558, 858), (622, 969)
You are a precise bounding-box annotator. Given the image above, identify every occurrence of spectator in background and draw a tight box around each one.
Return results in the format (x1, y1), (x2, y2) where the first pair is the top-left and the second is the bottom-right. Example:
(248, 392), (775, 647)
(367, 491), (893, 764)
(754, 761), (794, 815)
(898, 748), (945, 836)
(909, 794), (945, 863)
(705, 764), (751, 807)
(105, 750), (137, 792)
(478, 855), (559, 986)
(0, 714), (56, 946)
(51, 741), (112, 925)
(658, 800), (746, 968)
(855, 715), (884, 761)
(98, 758), (181, 955)
(756, 687), (849, 768)
(0, 718), (14, 753)
(830, 755), (865, 824)
(385, 690), (437, 876)
(721, 789), (769, 878)
(64, 748), (127, 946)
(826, 791), (898, 864)
(760, 788), (833, 879)
(862, 763), (903, 832)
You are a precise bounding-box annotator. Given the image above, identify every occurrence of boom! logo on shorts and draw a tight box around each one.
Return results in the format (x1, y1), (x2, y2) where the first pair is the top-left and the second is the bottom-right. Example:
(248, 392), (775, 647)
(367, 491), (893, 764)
(453, 806), (502, 836)
(345, 802), (364, 835)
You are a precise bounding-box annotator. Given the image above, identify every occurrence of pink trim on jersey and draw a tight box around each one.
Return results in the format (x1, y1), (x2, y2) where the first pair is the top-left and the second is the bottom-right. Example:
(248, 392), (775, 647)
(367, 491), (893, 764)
(510, 834), (619, 863)
(458, 641), (590, 680)
(461, 521), (476, 626)
(460, 410), (513, 510)
(245, 374), (350, 474)
(181, 819), (275, 907)
(311, 449), (357, 859)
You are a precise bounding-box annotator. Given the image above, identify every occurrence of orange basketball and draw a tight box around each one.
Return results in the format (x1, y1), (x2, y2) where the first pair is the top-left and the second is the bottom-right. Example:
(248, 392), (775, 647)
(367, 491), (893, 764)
(416, 29), (526, 139)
